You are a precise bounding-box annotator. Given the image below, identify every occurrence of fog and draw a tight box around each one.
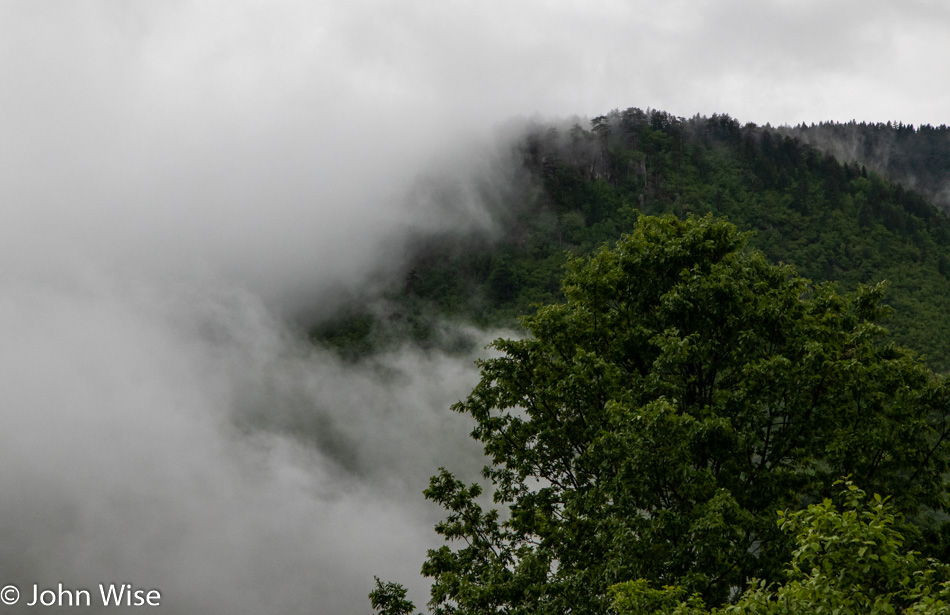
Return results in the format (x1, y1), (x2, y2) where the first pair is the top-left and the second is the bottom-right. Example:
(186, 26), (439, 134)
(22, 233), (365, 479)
(0, 3), (517, 613)
(0, 273), (499, 612)
(2, 1), (948, 613)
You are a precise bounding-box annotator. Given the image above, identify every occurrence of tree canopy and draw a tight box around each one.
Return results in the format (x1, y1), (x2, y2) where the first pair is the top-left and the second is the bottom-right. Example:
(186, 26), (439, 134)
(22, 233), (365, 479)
(610, 482), (950, 615)
(373, 214), (950, 614)
(319, 109), (950, 371)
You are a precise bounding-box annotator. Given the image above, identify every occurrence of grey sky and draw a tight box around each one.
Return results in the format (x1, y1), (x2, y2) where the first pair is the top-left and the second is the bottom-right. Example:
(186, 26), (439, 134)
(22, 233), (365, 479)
(0, 2), (948, 613)
(4, 1), (946, 290)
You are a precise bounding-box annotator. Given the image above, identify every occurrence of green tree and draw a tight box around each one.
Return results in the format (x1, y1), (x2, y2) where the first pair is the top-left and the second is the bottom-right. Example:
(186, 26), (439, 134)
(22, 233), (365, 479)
(610, 481), (950, 615)
(369, 577), (416, 615)
(374, 214), (950, 614)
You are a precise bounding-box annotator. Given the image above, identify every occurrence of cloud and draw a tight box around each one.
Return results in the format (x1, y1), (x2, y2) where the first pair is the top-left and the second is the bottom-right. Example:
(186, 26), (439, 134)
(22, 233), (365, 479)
(0, 272), (495, 613)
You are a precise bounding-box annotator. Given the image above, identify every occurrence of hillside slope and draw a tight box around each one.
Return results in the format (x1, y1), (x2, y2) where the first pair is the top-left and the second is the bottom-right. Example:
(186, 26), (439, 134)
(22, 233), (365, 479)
(314, 109), (950, 371)
(779, 120), (950, 210)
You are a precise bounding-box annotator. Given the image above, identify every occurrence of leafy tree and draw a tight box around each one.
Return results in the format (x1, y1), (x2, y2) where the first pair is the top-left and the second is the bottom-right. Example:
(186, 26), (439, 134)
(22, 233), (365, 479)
(610, 481), (950, 615)
(373, 214), (950, 614)
(370, 577), (416, 615)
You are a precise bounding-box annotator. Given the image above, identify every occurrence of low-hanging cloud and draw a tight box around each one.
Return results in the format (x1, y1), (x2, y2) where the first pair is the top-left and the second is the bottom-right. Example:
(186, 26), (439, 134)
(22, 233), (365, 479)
(0, 4), (519, 613)
(0, 271), (500, 613)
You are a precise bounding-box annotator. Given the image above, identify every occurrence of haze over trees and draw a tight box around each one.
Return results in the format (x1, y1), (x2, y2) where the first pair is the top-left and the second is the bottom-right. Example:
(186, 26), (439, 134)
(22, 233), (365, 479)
(317, 108), (950, 372)
(349, 109), (950, 614)
(781, 120), (950, 211)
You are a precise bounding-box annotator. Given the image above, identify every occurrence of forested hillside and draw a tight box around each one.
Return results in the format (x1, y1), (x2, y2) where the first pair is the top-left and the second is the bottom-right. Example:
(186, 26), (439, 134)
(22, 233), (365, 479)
(371, 216), (950, 615)
(314, 109), (950, 371)
(780, 120), (950, 210)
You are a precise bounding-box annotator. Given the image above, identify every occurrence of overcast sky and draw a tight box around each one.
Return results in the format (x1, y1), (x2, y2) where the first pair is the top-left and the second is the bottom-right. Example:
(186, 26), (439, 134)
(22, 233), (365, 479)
(1, 2), (948, 614)
(4, 0), (947, 291)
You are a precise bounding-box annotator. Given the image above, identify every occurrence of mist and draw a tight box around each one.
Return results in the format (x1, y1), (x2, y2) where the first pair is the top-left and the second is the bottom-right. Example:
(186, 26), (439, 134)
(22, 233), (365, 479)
(0, 273), (500, 612)
(0, 3), (520, 613)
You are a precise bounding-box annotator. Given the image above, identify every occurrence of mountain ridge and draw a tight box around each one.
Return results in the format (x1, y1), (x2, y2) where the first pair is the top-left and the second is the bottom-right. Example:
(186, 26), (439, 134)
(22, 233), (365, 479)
(312, 108), (950, 371)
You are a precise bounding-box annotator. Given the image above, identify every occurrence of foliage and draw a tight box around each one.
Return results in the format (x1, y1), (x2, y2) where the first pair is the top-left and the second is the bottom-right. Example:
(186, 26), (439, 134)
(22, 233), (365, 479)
(610, 481), (950, 615)
(783, 119), (950, 211)
(317, 108), (950, 370)
(373, 214), (950, 614)
(370, 577), (416, 615)
(609, 580), (707, 615)
(308, 296), (480, 359)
